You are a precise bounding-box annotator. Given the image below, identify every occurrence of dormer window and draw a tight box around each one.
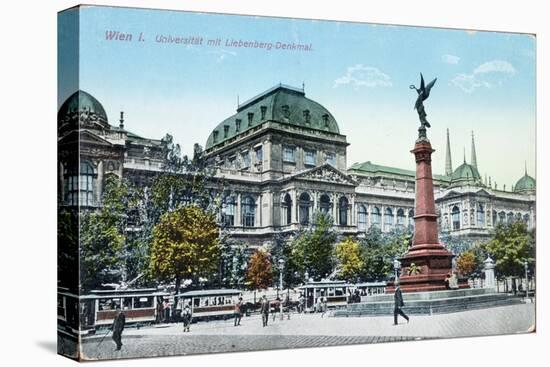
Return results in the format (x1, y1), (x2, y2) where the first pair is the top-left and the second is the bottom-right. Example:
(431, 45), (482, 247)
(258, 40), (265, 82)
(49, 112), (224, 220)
(260, 105), (267, 120)
(223, 125), (229, 138)
(322, 114), (329, 128)
(213, 130), (219, 143)
(303, 110), (311, 125)
(281, 105), (290, 119)
(235, 119), (241, 132)
(247, 112), (254, 127)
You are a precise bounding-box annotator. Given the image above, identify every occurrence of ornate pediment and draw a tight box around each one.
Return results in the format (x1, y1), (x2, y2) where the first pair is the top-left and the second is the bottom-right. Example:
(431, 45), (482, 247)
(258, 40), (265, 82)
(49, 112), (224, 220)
(292, 164), (357, 186)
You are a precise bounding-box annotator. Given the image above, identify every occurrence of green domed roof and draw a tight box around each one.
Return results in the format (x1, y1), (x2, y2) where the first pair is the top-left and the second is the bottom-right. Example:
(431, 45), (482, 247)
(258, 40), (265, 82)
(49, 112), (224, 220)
(450, 162), (481, 185)
(514, 173), (535, 193)
(206, 84), (340, 149)
(58, 90), (109, 129)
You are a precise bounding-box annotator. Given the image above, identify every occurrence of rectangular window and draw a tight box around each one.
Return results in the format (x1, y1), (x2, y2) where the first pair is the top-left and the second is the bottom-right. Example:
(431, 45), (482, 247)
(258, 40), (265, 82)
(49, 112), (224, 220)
(255, 146), (263, 163)
(304, 149), (316, 166)
(242, 151), (251, 168)
(283, 146), (295, 163)
(325, 152), (336, 166)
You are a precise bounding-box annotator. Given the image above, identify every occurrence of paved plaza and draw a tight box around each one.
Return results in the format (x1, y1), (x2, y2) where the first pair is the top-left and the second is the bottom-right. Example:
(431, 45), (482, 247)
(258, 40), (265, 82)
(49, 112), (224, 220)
(71, 303), (535, 360)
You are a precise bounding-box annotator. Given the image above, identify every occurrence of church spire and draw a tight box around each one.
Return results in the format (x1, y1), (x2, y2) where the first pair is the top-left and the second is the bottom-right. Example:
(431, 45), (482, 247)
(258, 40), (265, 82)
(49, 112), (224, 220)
(445, 128), (453, 176)
(471, 130), (478, 170)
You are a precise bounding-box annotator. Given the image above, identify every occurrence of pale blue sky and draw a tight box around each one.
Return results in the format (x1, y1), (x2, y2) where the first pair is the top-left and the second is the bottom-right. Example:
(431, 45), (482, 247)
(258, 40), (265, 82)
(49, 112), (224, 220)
(59, 6), (536, 188)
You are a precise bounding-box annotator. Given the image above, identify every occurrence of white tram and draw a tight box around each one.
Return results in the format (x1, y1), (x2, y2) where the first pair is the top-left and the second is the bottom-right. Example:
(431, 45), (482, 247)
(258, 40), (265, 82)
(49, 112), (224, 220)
(175, 289), (242, 321)
(299, 281), (351, 312)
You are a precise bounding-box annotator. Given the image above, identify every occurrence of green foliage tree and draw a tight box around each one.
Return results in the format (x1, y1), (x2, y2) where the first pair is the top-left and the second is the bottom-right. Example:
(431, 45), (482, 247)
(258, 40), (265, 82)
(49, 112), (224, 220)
(246, 249), (273, 290)
(149, 205), (220, 293)
(334, 237), (364, 281)
(58, 208), (79, 291)
(290, 212), (336, 281)
(360, 226), (410, 281)
(482, 221), (535, 278)
(219, 239), (248, 288)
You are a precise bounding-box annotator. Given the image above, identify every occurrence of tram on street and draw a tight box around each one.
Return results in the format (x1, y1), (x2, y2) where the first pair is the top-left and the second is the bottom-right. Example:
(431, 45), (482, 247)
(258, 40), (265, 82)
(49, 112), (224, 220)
(58, 287), (170, 334)
(299, 281), (351, 312)
(175, 289), (243, 321)
(353, 281), (387, 297)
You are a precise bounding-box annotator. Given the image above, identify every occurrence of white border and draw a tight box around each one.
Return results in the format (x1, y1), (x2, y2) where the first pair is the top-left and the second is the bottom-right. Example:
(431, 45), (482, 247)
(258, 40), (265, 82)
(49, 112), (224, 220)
(0, 1), (547, 366)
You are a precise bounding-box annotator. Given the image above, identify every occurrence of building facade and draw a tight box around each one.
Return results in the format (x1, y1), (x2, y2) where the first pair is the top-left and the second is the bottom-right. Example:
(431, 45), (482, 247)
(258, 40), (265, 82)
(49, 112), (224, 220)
(58, 85), (536, 249)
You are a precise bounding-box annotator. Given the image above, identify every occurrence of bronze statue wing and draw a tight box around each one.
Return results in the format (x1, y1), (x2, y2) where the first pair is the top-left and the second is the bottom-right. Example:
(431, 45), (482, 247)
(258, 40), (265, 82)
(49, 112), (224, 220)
(424, 78), (437, 98)
(420, 73), (425, 90)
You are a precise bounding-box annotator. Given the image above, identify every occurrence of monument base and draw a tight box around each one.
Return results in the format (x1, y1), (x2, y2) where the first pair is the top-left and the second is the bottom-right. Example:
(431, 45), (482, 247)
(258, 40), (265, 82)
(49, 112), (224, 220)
(333, 288), (523, 317)
(386, 243), (468, 293)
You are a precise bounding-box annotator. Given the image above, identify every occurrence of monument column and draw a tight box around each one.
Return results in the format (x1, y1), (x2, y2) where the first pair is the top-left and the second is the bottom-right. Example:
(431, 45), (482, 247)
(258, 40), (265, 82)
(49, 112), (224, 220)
(387, 73), (467, 293)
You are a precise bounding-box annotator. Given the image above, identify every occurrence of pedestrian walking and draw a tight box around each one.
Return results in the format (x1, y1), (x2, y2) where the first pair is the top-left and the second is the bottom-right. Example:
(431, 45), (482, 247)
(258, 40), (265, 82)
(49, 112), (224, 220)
(111, 307), (126, 351)
(182, 304), (192, 332)
(321, 297), (328, 318)
(234, 297), (243, 326)
(260, 295), (270, 327)
(393, 281), (409, 325)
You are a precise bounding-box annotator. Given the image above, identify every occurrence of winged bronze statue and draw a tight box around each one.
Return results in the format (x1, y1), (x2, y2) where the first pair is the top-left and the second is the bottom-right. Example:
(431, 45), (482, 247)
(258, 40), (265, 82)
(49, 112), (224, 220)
(410, 73), (437, 129)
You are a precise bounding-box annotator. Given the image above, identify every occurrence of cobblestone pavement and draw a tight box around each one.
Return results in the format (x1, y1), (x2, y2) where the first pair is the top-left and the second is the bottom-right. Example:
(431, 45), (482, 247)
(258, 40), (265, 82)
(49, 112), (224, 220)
(77, 303), (535, 361)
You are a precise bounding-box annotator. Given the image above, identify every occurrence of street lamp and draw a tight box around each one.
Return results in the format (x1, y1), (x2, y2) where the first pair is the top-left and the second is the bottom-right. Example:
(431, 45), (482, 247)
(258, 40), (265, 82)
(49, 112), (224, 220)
(524, 260), (529, 301)
(278, 259), (285, 320)
(393, 257), (401, 281)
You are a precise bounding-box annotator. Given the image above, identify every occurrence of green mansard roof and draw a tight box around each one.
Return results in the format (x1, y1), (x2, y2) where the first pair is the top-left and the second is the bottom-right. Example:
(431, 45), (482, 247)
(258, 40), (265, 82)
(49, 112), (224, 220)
(349, 161), (451, 182)
(205, 84), (340, 149)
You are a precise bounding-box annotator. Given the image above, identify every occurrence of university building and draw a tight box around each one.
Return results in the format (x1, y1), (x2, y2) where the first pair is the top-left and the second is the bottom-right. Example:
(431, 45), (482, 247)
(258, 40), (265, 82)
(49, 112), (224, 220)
(58, 84), (536, 249)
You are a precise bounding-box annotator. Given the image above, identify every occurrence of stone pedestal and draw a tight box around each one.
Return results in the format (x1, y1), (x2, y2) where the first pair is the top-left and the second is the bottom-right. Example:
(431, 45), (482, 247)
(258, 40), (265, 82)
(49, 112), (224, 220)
(483, 256), (496, 290)
(387, 130), (467, 293)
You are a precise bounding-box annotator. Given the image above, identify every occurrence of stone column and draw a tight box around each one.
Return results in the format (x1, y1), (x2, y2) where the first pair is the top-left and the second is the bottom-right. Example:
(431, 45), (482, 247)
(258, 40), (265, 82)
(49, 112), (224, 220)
(96, 161), (104, 205)
(483, 256), (496, 291)
(236, 193), (242, 226)
(389, 132), (457, 293)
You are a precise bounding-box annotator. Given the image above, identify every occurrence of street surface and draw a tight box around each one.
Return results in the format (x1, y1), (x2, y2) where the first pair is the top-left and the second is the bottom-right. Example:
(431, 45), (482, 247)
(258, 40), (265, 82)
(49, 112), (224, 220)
(75, 303), (534, 360)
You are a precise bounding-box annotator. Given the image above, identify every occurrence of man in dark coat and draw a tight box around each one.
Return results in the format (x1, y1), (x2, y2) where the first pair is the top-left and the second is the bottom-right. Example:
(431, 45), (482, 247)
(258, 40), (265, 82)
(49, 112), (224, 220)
(393, 282), (409, 325)
(112, 308), (126, 350)
(260, 295), (270, 327)
(234, 297), (243, 326)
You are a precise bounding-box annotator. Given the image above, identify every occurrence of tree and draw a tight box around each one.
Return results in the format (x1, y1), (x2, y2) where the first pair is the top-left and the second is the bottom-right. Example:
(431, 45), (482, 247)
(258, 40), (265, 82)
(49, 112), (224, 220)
(289, 212), (336, 281)
(79, 176), (137, 291)
(482, 221), (535, 278)
(335, 237), (364, 281)
(360, 226), (410, 281)
(456, 251), (479, 277)
(219, 239), (248, 288)
(246, 249), (273, 290)
(149, 205), (220, 293)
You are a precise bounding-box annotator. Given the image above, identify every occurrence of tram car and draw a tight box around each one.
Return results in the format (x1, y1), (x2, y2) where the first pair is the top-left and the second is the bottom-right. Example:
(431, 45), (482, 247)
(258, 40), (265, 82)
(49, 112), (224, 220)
(354, 281), (387, 297)
(175, 289), (242, 321)
(58, 288), (170, 334)
(299, 281), (351, 312)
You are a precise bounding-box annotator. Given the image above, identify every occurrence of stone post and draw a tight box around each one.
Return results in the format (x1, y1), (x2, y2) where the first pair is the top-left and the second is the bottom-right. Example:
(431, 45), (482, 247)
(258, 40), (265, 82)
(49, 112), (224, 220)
(483, 256), (496, 291)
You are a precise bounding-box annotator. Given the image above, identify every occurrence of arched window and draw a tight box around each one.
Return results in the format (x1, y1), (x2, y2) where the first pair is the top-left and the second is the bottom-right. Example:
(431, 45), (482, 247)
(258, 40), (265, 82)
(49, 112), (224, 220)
(221, 196), (236, 226)
(339, 196), (349, 226)
(507, 212), (514, 224)
(319, 194), (331, 214)
(523, 214), (530, 225)
(492, 210), (497, 226)
(372, 207), (381, 227)
(384, 208), (394, 230)
(299, 192), (311, 225)
(408, 209), (415, 231)
(282, 193), (292, 225)
(452, 206), (460, 230)
(242, 196), (256, 227)
(476, 203), (485, 227)
(498, 211), (506, 224)
(515, 213), (522, 222)
(397, 208), (405, 226)
(358, 205), (367, 231)
(64, 161), (96, 207)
